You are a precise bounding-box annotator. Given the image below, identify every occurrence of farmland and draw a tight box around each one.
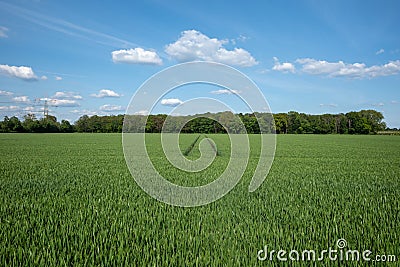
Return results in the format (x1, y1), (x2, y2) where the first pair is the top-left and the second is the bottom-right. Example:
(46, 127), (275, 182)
(0, 133), (399, 265)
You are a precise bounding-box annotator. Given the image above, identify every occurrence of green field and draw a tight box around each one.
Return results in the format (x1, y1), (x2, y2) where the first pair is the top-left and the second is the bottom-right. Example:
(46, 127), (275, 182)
(0, 133), (399, 265)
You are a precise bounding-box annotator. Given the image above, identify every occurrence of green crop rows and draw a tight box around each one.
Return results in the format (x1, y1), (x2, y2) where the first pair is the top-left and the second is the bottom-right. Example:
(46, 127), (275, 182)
(0, 133), (399, 265)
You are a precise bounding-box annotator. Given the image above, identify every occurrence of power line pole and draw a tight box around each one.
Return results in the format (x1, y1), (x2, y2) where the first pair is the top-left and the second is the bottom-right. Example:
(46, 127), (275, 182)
(35, 98), (51, 119)
(44, 99), (49, 119)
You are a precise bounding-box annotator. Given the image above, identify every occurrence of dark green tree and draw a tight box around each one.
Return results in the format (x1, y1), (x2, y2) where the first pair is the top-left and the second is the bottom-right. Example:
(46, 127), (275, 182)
(60, 120), (74, 133)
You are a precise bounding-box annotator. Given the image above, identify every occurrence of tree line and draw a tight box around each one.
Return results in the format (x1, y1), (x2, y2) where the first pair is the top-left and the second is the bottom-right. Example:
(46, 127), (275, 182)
(0, 110), (390, 134)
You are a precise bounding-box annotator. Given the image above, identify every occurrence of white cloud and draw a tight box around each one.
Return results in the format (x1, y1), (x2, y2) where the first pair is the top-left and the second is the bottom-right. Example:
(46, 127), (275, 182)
(319, 103), (338, 108)
(390, 100), (399, 105)
(272, 57), (295, 73)
(24, 106), (35, 111)
(210, 89), (241, 95)
(296, 58), (346, 75)
(91, 89), (121, 98)
(364, 60), (400, 78)
(55, 76), (63, 81)
(296, 58), (400, 78)
(12, 96), (30, 103)
(376, 48), (385, 55)
(160, 98), (183, 107)
(0, 64), (38, 81)
(0, 105), (19, 111)
(39, 97), (78, 107)
(165, 30), (257, 67)
(53, 91), (82, 100)
(134, 110), (149, 116)
(9, 105), (19, 110)
(48, 99), (79, 107)
(0, 26), (8, 38)
(112, 48), (162, 65)
(0, 90), (13, 96)
(41, 75), (48, 80)
(70, 109), (97, 116)
(99, 104), (124, 111)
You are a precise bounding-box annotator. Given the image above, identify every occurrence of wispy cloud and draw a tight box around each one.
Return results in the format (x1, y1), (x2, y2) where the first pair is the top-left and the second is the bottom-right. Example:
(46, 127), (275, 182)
(0, 2), (138, 48)
(55, 76), (63, 81)
(210, 89), (241, 95)
(319, 103), (338, 108)
(376, 48), (385, 55)
(372, 102), (384, 107)
(230, 34), (249, 45)
(37, 70), (86, 79)
(0, 26), (9, 38)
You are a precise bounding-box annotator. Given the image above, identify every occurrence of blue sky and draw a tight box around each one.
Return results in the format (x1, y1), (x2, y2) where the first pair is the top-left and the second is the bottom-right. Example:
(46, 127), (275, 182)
(0, 0), (399, 127)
